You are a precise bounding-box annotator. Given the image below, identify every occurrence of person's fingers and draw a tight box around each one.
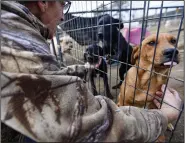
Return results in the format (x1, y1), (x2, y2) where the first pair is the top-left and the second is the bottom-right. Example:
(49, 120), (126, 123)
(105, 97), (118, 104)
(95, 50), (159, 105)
(172, 91), (182, 103)
(168, 88), (182, 102)
(153, 99), (161, 109)
(84, 62), (90, 69)
(154, 95), (162, 102)
(168, 88), (178, 96)
(161, 84), (171, 94)
(84, 63), (95, 69)
(156, 91), (163, 97)
(161, 84), (166, 91)
(161, 85), (177, 99)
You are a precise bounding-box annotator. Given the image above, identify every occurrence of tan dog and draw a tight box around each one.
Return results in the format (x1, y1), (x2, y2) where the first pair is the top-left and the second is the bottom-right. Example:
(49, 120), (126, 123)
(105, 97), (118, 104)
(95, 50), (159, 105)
(117, 33), (179, 108)
(117, 33), (179, 142)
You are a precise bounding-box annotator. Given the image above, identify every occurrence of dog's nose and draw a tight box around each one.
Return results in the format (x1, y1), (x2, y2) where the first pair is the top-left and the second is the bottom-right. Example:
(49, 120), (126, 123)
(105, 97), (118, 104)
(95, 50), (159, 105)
(163, 48), (179, 57)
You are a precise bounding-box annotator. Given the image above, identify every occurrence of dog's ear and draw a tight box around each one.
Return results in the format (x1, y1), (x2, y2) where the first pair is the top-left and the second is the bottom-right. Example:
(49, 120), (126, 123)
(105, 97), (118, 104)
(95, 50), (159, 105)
(113, 18), (124, 29)
(131, 46), (140, 65)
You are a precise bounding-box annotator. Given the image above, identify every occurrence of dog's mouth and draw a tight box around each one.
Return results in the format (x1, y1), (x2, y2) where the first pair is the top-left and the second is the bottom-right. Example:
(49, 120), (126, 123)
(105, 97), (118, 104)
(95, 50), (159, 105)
(163, 61), (178, 66)
(161, 60), (179, 67)
(160, 49), (179, 67)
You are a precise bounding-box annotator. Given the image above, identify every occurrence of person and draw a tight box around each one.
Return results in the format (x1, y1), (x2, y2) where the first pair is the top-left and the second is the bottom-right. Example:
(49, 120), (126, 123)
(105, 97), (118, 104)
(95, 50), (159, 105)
(1, 1), (182, 142)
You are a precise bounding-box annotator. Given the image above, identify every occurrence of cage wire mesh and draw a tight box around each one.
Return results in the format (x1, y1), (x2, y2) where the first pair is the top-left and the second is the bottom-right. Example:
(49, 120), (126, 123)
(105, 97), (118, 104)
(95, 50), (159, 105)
(50, 1), (184, 142)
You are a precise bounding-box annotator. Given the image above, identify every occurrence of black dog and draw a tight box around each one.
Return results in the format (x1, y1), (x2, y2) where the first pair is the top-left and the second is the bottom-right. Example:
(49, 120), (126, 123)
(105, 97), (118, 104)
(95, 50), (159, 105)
(97, 14), (133, 89)
(84, 44), (113, 99)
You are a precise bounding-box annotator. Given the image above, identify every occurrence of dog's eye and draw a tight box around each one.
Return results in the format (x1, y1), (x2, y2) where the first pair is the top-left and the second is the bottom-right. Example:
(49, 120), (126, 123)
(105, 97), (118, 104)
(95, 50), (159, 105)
(170, 39), (176, 44)
(147, 41), (156, 46)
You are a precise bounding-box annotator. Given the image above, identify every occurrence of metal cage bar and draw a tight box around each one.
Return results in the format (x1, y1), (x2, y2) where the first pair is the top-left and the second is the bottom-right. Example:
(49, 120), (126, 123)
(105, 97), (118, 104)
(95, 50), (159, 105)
(67, 6), (184, 15)
(123, 1), (132, 105)
(109, 0), (113, 92)
(144, 1), (163, 108)
(132, 1), (147, 105)
(58, 13), (183, 34)
(160, 9), (184, 109)
(115, 0), (122, 102)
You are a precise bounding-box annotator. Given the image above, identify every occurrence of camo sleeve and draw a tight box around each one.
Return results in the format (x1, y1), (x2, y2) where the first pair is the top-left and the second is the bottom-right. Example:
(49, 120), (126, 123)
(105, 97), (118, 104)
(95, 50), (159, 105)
(1, 71), (168, 142)
(119, 106), (168, 142)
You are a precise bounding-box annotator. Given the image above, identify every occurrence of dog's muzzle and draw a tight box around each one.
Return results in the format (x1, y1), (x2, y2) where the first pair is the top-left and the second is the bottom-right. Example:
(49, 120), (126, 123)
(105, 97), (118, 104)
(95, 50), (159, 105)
(162, 48), (179, 66)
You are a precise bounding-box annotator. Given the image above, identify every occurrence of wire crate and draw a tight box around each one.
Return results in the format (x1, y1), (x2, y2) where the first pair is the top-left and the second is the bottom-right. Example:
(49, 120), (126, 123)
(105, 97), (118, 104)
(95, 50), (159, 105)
(50, 1), (184, 142)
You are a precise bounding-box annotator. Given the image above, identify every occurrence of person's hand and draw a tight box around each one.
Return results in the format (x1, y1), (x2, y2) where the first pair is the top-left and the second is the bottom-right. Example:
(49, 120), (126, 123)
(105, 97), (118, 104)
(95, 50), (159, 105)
(153, 84), (182, 123)
(84, 62), (95, 69)
(66, 65), (88, 79)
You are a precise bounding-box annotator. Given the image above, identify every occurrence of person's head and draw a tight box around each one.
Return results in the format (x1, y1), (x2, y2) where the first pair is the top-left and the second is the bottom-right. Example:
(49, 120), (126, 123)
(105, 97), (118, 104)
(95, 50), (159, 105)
(19, 1), (71, 39)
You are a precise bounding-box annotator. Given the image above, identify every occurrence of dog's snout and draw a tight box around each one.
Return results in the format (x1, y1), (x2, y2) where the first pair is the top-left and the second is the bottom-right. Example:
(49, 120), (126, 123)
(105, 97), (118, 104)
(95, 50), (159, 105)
(163, 48), (179, 57)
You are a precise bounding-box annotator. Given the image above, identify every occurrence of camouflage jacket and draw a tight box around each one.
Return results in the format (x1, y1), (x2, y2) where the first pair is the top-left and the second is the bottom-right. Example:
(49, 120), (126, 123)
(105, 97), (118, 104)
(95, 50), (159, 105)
(1, 1), (168, 142)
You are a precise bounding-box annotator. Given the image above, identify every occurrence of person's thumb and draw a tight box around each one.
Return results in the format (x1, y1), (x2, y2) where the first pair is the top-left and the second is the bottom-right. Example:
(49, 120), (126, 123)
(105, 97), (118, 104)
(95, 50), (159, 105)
(161, 84), (170, 94)
(84, 62), (95, 69)
(169, 88), (182, 102)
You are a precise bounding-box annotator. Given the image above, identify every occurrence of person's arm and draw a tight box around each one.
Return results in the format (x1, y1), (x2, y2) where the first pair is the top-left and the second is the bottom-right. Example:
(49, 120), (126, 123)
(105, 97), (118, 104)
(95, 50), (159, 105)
(120, 106), (168, 142)
(101, 96), (168, 142)
(1, 71), (173, 142)
(1, 45), (90, 80)
(1, 33), (181, 142)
